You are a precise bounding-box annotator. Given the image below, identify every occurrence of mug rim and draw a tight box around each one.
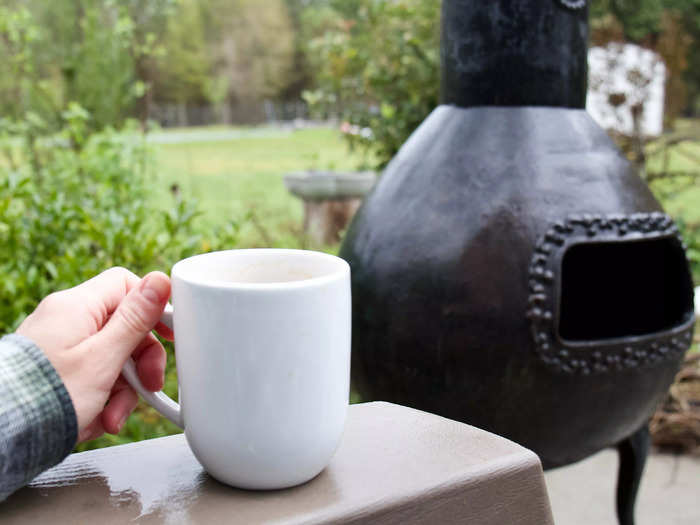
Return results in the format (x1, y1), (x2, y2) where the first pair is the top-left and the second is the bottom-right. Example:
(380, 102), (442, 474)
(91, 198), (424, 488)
(170, 248), (350, 291)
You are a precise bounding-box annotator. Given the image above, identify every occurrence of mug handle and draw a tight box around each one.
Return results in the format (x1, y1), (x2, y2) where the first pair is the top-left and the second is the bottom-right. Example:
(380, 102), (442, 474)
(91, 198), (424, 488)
(120, 303), (184, 429)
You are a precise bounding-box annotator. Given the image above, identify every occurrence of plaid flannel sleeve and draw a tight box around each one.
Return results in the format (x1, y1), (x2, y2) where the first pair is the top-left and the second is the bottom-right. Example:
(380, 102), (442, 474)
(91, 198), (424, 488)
(0, 333), (77, 501)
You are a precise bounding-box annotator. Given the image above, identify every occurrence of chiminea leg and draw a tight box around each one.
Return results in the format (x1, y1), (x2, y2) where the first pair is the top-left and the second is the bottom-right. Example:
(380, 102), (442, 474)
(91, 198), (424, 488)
(616, 424), (650, 525)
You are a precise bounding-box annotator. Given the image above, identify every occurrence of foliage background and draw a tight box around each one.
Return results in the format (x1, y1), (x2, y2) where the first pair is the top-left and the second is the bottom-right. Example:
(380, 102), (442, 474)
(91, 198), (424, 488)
(302, 0), (440, 168)
(0, 109), (247, 449)
(304, 0), (700, 167)
(0, 0), (698, 450)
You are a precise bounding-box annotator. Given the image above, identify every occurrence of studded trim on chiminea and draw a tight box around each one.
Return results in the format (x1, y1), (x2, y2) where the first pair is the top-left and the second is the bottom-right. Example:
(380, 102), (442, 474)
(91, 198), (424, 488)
(527, 212), (695, 375)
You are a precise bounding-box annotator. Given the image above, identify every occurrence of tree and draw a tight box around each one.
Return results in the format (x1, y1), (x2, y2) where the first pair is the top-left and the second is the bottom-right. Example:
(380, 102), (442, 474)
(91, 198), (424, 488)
(148, 0), (296, 123)
(280, 0), (315, 101)
(591, 0), (700, 118)
(303, 0), (440, 168)
(151, 0), (211, 123)
(0, 0), (173, 131)
(1, 1), (298, 128)
(591, 0), (665, 42)
(670, 0), (700, 115)
(0, 7), (43, 120)
(203, 0), (296, 104)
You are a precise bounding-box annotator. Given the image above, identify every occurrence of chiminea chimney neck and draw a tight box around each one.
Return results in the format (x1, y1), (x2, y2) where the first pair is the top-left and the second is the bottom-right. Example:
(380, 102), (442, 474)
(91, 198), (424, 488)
(440, 0), (589, 109)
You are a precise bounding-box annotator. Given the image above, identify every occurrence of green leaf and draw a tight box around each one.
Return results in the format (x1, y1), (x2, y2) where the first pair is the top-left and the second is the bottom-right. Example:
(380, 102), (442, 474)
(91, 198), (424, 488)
(380, 103), (396, 119)
(44, 260), (58, 279)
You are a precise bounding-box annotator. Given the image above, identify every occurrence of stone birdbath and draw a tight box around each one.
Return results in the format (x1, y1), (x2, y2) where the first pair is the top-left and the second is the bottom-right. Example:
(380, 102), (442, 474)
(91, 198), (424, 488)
(284, 170), (377, 245)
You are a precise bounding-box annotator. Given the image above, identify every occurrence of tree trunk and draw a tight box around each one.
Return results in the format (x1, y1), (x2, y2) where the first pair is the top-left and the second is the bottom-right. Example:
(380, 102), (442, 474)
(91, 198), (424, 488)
(177, 102), (188, 127)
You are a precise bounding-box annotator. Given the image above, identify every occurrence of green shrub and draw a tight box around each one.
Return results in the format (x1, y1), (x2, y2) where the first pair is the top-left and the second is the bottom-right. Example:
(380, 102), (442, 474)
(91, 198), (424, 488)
(677, 220), (700, 284)
(0, 106), (244, 449)
(303, 0), (440, 169)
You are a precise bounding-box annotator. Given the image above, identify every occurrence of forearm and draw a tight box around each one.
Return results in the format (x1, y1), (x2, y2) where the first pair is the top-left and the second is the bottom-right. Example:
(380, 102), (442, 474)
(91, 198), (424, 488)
(0, 334), (77, 501)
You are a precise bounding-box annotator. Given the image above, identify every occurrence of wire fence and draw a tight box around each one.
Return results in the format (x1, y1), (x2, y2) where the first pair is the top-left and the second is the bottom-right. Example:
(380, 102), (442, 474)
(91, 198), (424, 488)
(150, 99), (310, 128)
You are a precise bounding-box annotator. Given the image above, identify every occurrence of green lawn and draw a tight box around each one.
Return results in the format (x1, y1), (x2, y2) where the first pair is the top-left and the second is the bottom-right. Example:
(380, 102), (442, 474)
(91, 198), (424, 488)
(147, 122), (699, 258)
(148, 126), (367, 250)
(646, 125), (700, 225)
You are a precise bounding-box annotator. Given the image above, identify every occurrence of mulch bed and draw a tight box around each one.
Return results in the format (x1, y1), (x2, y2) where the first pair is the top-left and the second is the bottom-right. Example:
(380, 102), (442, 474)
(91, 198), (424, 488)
(650, 349), (700, 455)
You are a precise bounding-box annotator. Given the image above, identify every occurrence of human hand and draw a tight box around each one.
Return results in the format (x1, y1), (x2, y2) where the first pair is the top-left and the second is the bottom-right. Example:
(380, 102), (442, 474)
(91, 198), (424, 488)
(16, 267), (173, 443)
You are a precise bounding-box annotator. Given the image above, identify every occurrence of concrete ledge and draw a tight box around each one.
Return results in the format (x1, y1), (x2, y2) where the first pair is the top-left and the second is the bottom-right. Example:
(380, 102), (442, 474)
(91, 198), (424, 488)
(4, 402), (553, 524)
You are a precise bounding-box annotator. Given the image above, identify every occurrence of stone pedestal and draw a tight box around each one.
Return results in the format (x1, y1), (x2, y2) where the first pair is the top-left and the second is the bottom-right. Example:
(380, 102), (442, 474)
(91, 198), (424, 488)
(284, 171), (376, 245)
(303, 198), (363, 245)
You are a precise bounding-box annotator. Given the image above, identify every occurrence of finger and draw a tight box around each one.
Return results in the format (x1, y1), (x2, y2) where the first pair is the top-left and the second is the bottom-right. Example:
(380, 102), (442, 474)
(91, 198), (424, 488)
(154, 321), (174, 341)
(130, 332), (162, 361)
(132, 335), (167, 391)
(109, 373), (131, 394)
(74, 267), (142, 320)
(78, 416), (105, 443)
(109, 336), (166, 395)
(84, 272), (171, 370)
(102, 386), (139, 434)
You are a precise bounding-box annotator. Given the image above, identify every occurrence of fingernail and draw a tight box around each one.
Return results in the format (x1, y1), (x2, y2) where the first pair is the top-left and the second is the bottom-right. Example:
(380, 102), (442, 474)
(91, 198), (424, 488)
(118, 414), (128, 431)
(140, 273), (169, 304)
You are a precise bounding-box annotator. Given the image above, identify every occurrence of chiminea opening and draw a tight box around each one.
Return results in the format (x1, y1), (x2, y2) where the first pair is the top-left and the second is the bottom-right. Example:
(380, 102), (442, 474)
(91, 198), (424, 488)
(559, 236), (694, 342)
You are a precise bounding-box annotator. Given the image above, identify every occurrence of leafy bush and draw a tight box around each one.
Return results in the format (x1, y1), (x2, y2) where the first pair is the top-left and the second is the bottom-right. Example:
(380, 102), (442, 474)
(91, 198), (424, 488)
(648, 178), (700, 285)
(0, 106), (244, 449)
(677, 220), (700, 284)
(302, 0), (440, 168)
(0, 3), (174, 133)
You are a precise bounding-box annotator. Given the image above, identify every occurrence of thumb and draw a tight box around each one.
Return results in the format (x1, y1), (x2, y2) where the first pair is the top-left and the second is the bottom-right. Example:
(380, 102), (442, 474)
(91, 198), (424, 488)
(89, 271), (171, 368)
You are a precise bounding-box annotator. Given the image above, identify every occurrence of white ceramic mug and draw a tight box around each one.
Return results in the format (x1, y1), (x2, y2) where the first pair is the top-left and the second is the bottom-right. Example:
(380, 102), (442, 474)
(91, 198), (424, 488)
(121, 249), (351, 489)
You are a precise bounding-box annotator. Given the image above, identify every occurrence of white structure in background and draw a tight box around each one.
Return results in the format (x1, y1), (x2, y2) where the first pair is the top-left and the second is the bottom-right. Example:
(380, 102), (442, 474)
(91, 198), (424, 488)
(587, 43), (666, 137)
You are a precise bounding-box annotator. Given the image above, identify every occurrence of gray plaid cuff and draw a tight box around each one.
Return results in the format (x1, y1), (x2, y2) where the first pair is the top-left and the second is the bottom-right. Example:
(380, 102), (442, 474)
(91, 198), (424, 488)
(0, 333), (78, 501)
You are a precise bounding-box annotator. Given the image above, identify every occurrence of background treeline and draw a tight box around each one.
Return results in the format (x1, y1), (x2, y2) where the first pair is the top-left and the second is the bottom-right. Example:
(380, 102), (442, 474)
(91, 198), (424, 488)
(1, 0), (699, 134)
(0, 0), (305, 130)
(590, 0), (700, 124)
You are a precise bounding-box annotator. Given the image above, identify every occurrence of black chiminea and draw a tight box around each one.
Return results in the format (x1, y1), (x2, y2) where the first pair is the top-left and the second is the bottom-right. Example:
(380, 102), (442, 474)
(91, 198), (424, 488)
(339, 1), (696, 524)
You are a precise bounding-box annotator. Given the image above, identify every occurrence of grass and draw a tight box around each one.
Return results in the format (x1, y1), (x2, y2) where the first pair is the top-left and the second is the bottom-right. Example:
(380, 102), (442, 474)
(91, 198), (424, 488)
(644, 122), (700, 283)
(646, 120), (700, 224)
(143, 121), (700, 284)
(148, 125), (368, 250)
(145, 122), (699, 266)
